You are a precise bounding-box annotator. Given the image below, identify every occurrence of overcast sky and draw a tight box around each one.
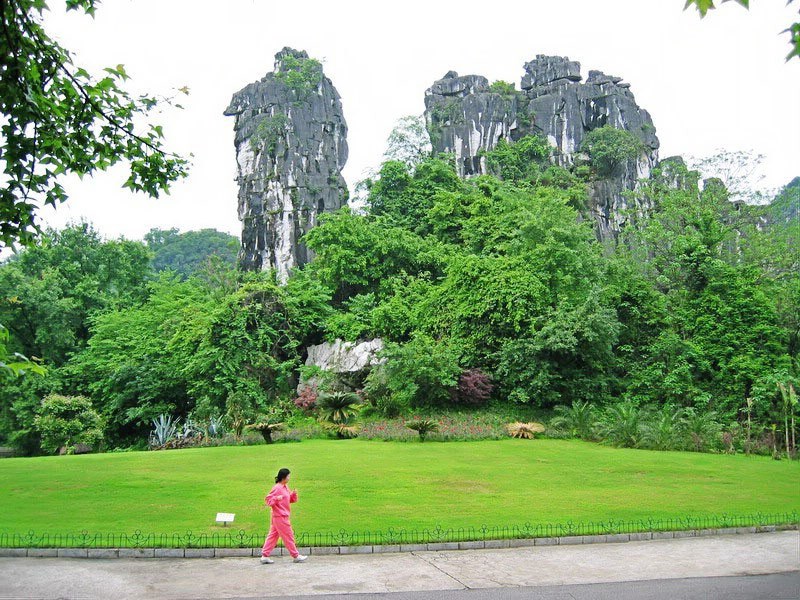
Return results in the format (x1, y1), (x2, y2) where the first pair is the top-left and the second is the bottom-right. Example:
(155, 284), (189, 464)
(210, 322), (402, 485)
(36, 0), (800, 243)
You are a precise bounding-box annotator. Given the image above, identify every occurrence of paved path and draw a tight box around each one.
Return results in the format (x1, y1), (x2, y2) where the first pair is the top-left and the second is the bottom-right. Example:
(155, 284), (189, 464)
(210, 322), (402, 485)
(0, 531), (797, 599)
(271, 574), (800, 600)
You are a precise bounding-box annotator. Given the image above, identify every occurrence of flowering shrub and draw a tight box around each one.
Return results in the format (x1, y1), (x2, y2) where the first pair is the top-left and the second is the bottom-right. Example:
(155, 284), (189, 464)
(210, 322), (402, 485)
(294, 386), (318, 412)
(358, 414), (507, 441)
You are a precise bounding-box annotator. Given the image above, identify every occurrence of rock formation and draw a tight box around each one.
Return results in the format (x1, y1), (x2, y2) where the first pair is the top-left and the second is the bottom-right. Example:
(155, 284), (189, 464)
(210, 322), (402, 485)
(225, 48), (348, 280)
(424, 55), (660, 240)
(299, 339), (385, 393)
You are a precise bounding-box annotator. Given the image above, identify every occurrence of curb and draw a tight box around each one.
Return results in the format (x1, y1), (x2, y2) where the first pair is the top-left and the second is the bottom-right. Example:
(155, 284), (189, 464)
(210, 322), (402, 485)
(0, 525), (796, 559)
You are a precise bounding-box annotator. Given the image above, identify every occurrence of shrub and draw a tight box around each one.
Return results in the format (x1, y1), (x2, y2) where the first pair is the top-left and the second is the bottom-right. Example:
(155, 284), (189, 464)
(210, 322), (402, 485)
(488, 80), (516, 95)
(405, 418), (439, 441)
(247, 421), (286, 444)
(549, 401), (597, 440)
(34, 394), (103, 455)
(294, 385), (319, 413)
(640, 404), (684, 450)
(681, 407), (722, 452)
(368, 335), (461, 408)
(455, 369), (493, 406)
(225, 389), (258, 441)
(322, 422), (359, 439)
(506, 421), (546, 439)
(580, 126), (645, 177)
(596, 402), (645, 448)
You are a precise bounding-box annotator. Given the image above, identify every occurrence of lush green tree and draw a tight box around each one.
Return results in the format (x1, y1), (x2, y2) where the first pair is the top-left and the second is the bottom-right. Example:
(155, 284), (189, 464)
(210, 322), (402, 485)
(0, 0), (188, 247)
(580, 126), (645, 177)
(303, 207), (445, 304)
(33, 393), (103, 454)
(65, 273), (204, 446)
(0, 223), (152, 365)
(364, 334), (461, 409)
(145, 228), (239, 277)
(365, 156), (463, 232)
(620, 161), (790, 416)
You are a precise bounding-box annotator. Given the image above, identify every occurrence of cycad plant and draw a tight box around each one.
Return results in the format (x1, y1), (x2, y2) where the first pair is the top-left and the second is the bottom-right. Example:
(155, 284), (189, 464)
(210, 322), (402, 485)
(681, 407), (721, 452)
(641, 404), (684, 450)
(596, 402), (645, 448)
(550, 401), (597, 440)
(317, 391), (361, 438)
(506, 422), (546, 440)
(405, 418), (439, 442)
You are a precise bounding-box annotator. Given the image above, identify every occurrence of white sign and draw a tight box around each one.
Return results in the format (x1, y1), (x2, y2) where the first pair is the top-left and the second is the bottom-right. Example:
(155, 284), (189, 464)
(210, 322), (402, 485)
(215, 512), (235, 526)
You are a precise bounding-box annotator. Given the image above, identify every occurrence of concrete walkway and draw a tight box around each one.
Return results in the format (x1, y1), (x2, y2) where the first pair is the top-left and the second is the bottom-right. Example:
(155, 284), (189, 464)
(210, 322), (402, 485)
(0, 531), (797, 599)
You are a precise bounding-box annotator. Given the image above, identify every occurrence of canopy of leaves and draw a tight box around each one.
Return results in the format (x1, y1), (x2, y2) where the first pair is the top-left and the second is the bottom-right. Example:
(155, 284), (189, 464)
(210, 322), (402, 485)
(145, 228), (239, 277)
(0, 0), (189, 247)
(580, 126), (645, 177)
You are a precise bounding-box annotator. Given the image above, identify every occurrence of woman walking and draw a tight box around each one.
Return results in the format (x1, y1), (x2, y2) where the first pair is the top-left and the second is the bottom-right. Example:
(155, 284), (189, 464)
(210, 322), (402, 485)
(260, 467), (307, 563)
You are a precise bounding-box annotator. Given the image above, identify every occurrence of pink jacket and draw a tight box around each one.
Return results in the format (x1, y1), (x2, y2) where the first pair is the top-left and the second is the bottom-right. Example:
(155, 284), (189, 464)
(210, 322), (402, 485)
(265, 483), (298, 519)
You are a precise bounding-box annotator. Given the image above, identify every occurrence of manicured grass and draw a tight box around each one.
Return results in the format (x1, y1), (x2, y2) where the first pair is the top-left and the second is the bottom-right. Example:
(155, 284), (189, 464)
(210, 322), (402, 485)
(1, 439), (797, 540)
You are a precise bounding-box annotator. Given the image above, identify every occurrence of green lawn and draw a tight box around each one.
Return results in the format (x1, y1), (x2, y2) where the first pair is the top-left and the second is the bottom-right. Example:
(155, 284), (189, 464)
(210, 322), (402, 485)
(1, 439), (797, 543)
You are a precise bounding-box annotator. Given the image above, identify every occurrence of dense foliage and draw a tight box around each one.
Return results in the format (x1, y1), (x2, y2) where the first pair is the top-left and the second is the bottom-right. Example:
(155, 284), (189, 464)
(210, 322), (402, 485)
(0, 134), (797, 457)
(0, 0), (188, 247)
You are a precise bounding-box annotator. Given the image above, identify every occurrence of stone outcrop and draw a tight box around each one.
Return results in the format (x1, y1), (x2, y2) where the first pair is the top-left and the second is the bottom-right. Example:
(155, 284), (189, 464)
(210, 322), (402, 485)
(225, 48), (348, 280)
(424, 55), (660, 241)
(299, 339), (384, 393)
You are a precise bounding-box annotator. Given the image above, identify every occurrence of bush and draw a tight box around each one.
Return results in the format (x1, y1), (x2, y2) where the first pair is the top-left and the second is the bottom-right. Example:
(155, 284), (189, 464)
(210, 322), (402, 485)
(316, 391), (361, 425)
(293, 385), (318, 412)
(640, 404), (684, 451)
(580, 126), (645, 177)
(549, 401), (597, 440)
(34, 394), (103, 455)
(680, 407), (722, 452)
(366, 335), (460, 409)
(595, 402), (645, 448)
(455, 369), (493, 406)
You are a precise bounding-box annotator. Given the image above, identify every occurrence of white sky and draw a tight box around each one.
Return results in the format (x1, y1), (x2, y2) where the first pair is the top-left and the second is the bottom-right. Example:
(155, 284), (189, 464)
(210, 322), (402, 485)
(35, 0), (800, 243)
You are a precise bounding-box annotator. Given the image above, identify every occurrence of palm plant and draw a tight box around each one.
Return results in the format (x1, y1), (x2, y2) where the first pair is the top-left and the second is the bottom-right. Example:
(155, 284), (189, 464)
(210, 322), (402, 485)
(596, 402), (645, 448)
(405, 418), (439, 441)
(247, 421), (285, 444)
(681, 407), (721, 452)
(316, 391), (361, 425)
(641, 404), (684, 450)
(550, 401), (597, 440)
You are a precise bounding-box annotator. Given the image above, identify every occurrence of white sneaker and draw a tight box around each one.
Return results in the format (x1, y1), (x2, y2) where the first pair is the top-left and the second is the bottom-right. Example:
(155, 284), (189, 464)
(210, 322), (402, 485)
(260, 556), (274, 564)
(293, 554), (307, 563)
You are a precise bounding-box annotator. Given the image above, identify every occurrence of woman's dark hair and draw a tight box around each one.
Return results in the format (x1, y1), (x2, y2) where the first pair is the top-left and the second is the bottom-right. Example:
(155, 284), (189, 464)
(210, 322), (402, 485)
(275, 468), (290, 483)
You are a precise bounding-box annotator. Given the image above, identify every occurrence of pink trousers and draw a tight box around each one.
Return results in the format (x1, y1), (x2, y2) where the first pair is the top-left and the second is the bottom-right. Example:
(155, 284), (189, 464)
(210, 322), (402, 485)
(261, 516), (299, 558)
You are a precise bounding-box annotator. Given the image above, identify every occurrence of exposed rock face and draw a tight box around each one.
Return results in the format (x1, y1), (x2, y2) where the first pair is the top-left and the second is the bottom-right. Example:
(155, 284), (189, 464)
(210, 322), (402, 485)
(225, 48), (348, 280)
(305, 339), (385, 374)
(299, 339), (384, 393)
(424, 55), (660, 241)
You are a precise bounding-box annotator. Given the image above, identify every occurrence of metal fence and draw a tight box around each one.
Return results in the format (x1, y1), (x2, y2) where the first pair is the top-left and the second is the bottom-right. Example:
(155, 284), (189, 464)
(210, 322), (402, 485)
(2, 512), (796, 549)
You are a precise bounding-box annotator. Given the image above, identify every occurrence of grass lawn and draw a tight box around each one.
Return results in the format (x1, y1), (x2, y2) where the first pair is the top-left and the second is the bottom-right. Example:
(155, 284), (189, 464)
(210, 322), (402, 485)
(1, 439), (797, 542)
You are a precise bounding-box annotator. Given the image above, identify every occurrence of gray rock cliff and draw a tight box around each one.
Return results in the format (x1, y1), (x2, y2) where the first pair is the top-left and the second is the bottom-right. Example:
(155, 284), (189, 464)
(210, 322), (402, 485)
(225, 48), (348, 280)
(424, 55), (660, 241)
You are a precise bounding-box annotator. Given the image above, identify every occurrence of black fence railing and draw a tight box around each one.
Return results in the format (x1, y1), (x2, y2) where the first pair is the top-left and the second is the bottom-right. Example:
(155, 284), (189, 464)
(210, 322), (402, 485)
(2, 512), (796, 549)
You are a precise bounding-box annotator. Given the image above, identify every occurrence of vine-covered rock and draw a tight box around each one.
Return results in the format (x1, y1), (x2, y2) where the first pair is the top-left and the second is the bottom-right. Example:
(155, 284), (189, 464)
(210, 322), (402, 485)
(424, 55), (660, 240)
(225, 48), (348, 280)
